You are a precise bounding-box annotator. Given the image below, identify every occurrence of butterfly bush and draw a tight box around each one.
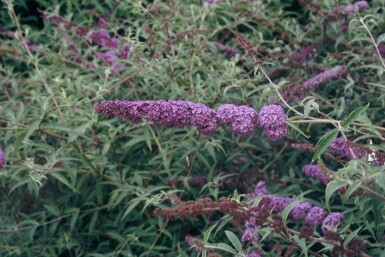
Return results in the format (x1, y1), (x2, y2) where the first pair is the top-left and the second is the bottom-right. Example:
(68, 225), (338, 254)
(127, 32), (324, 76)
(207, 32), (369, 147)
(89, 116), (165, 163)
(94, 100), (288, 140)
(302, 164), (331, 184)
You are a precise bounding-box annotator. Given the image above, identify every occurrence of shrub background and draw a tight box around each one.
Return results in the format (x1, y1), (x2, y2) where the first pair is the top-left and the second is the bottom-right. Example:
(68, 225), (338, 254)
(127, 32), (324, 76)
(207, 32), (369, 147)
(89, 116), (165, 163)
(0, 0), (385, 256)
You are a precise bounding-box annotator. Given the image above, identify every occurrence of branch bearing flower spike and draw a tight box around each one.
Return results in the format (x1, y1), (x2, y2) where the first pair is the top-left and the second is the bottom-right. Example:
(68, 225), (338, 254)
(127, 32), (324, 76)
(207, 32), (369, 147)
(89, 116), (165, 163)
(94, 100), (264, 136)
(257, 104), (288, 140)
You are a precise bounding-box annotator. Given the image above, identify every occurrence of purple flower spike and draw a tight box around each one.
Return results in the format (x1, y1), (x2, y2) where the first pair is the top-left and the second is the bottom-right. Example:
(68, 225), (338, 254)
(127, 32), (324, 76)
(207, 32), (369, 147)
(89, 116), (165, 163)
(267, 196), (295, 212)
(119, 44), (133, 59)
(258, 104), (288, 140)
(247, 181), (267, 198)
(302, 164), (331, 184)
(0, 148), (5, 168)
(190, 103), (218, 135)
(321, 212), (344, 234)
(306, 206), (326, 225)
(300, 66), (346, 90)
(290, 202), (312, 220)
(231, 106), (258, 135)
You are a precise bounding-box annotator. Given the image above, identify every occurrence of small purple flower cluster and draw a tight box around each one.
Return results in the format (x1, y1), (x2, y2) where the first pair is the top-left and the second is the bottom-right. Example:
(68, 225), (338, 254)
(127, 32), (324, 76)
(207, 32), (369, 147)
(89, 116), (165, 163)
(248, 181), (343, 233)
(241, 216), (259, 244)
(257, 105), (288, 140)
(325, 1), (369, 21)
(94, 100), (289, 140)
(0, 148), (5, 167)
(211, 41), (241, 58)
(42, 14), (132, 73)
(302, 164), (331, 184)
(330, 138), (385, 166)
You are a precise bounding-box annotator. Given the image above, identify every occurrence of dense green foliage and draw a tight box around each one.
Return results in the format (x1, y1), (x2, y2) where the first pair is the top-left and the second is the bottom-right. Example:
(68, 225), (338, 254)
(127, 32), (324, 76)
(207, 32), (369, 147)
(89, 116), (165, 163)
(1, 0), (385, 256)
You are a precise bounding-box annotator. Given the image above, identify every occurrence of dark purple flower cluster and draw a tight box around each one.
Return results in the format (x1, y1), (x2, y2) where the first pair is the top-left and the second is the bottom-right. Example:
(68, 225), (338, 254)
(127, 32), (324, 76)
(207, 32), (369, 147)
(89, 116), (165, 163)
(325, 1), (369, 21)
(248, 181), (343, 233)
(257, 105), (288, 140)
(42, 14), (133, 73)
(329, 138), (385, 166)
(302, 164), (331, 184)
(0, 148), (5, 168)
(211, 41), (241, 58)
(94, 100), (288, 139)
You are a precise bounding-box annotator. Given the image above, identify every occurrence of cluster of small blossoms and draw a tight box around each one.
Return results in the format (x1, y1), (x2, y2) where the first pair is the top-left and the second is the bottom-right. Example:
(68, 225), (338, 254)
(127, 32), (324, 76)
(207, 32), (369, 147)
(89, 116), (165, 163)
(257, 105), (288, 140)
(0, 148), (5, 168)
(94, 100), (289, 140)
(325, 1), (369, 21)
(302, 164), (332, 184)
(42, 14), (132, 73)
(248, 181), (343, 233)
(330, 138), (385, 166)
(210, 41), (241, 58)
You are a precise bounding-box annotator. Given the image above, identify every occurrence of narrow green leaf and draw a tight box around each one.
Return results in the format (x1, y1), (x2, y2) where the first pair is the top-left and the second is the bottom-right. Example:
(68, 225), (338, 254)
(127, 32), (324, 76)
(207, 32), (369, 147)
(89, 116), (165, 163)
(286, 121), (310, 139)
(342, 103), (370, 129)
(281, 200), (301, 224)
(377, 33), (385, 45)
(51, 172), (77, 192)
(206, 243), (238, 255)
(293, 236), (308, 257)
(326, 180), (348, 209)
(343, 226), (362, 247)
(225, 230), (242, 252)
(312, 130), (339, 161)
(343, 180), (362, 202)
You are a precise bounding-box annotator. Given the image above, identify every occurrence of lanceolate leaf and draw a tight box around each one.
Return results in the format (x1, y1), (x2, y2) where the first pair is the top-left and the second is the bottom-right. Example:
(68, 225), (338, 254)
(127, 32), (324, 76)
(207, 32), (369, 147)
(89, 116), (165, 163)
(326, 180), (348, 209)
(342, 103), (370, 129)
(312, 130), (339, 161)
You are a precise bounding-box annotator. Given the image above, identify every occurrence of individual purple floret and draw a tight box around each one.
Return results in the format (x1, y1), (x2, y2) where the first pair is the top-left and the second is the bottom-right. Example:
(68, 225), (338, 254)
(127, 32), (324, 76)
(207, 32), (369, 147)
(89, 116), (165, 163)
(300, 66), (346, 90)
(0, 148), (5, 168)
(302, 164), (331, 184)
(258, 104), (288, 140)
(321, 212), (344, 234)
(290, 202), (313, 220)
(305, 206), (327, 225)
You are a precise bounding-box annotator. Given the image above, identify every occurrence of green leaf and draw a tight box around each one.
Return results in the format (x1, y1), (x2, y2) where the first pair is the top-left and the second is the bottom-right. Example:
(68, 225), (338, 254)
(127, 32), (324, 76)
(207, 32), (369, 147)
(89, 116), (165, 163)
(342, 103), (370, 129)
(225, 230), (242, 252)
(343, 226), (362, 247)
(205, 243), (238, 255)
(51, 172), (77, 193)
(281, 200), (301, 224)
(343, 180), (362, 202)
(377, 33), (385, 45)
(286, 121), (310, 139)
(292, 236), (308, 257)
(326, 180), (348, 209)
(312, 130), (339, 161)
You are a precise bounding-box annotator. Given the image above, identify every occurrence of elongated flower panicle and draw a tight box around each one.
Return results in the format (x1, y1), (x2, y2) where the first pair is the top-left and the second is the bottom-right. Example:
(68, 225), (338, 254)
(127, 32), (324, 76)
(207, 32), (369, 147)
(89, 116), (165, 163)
(95, 100), (287, 139)
(329, 138), (385, 166)
(321, 213), (345, 234)
(300, 66), (346, 90)
(302, 164), (331, 184)
(0, 148), (5, 167)
(258, 104), (288, 140)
